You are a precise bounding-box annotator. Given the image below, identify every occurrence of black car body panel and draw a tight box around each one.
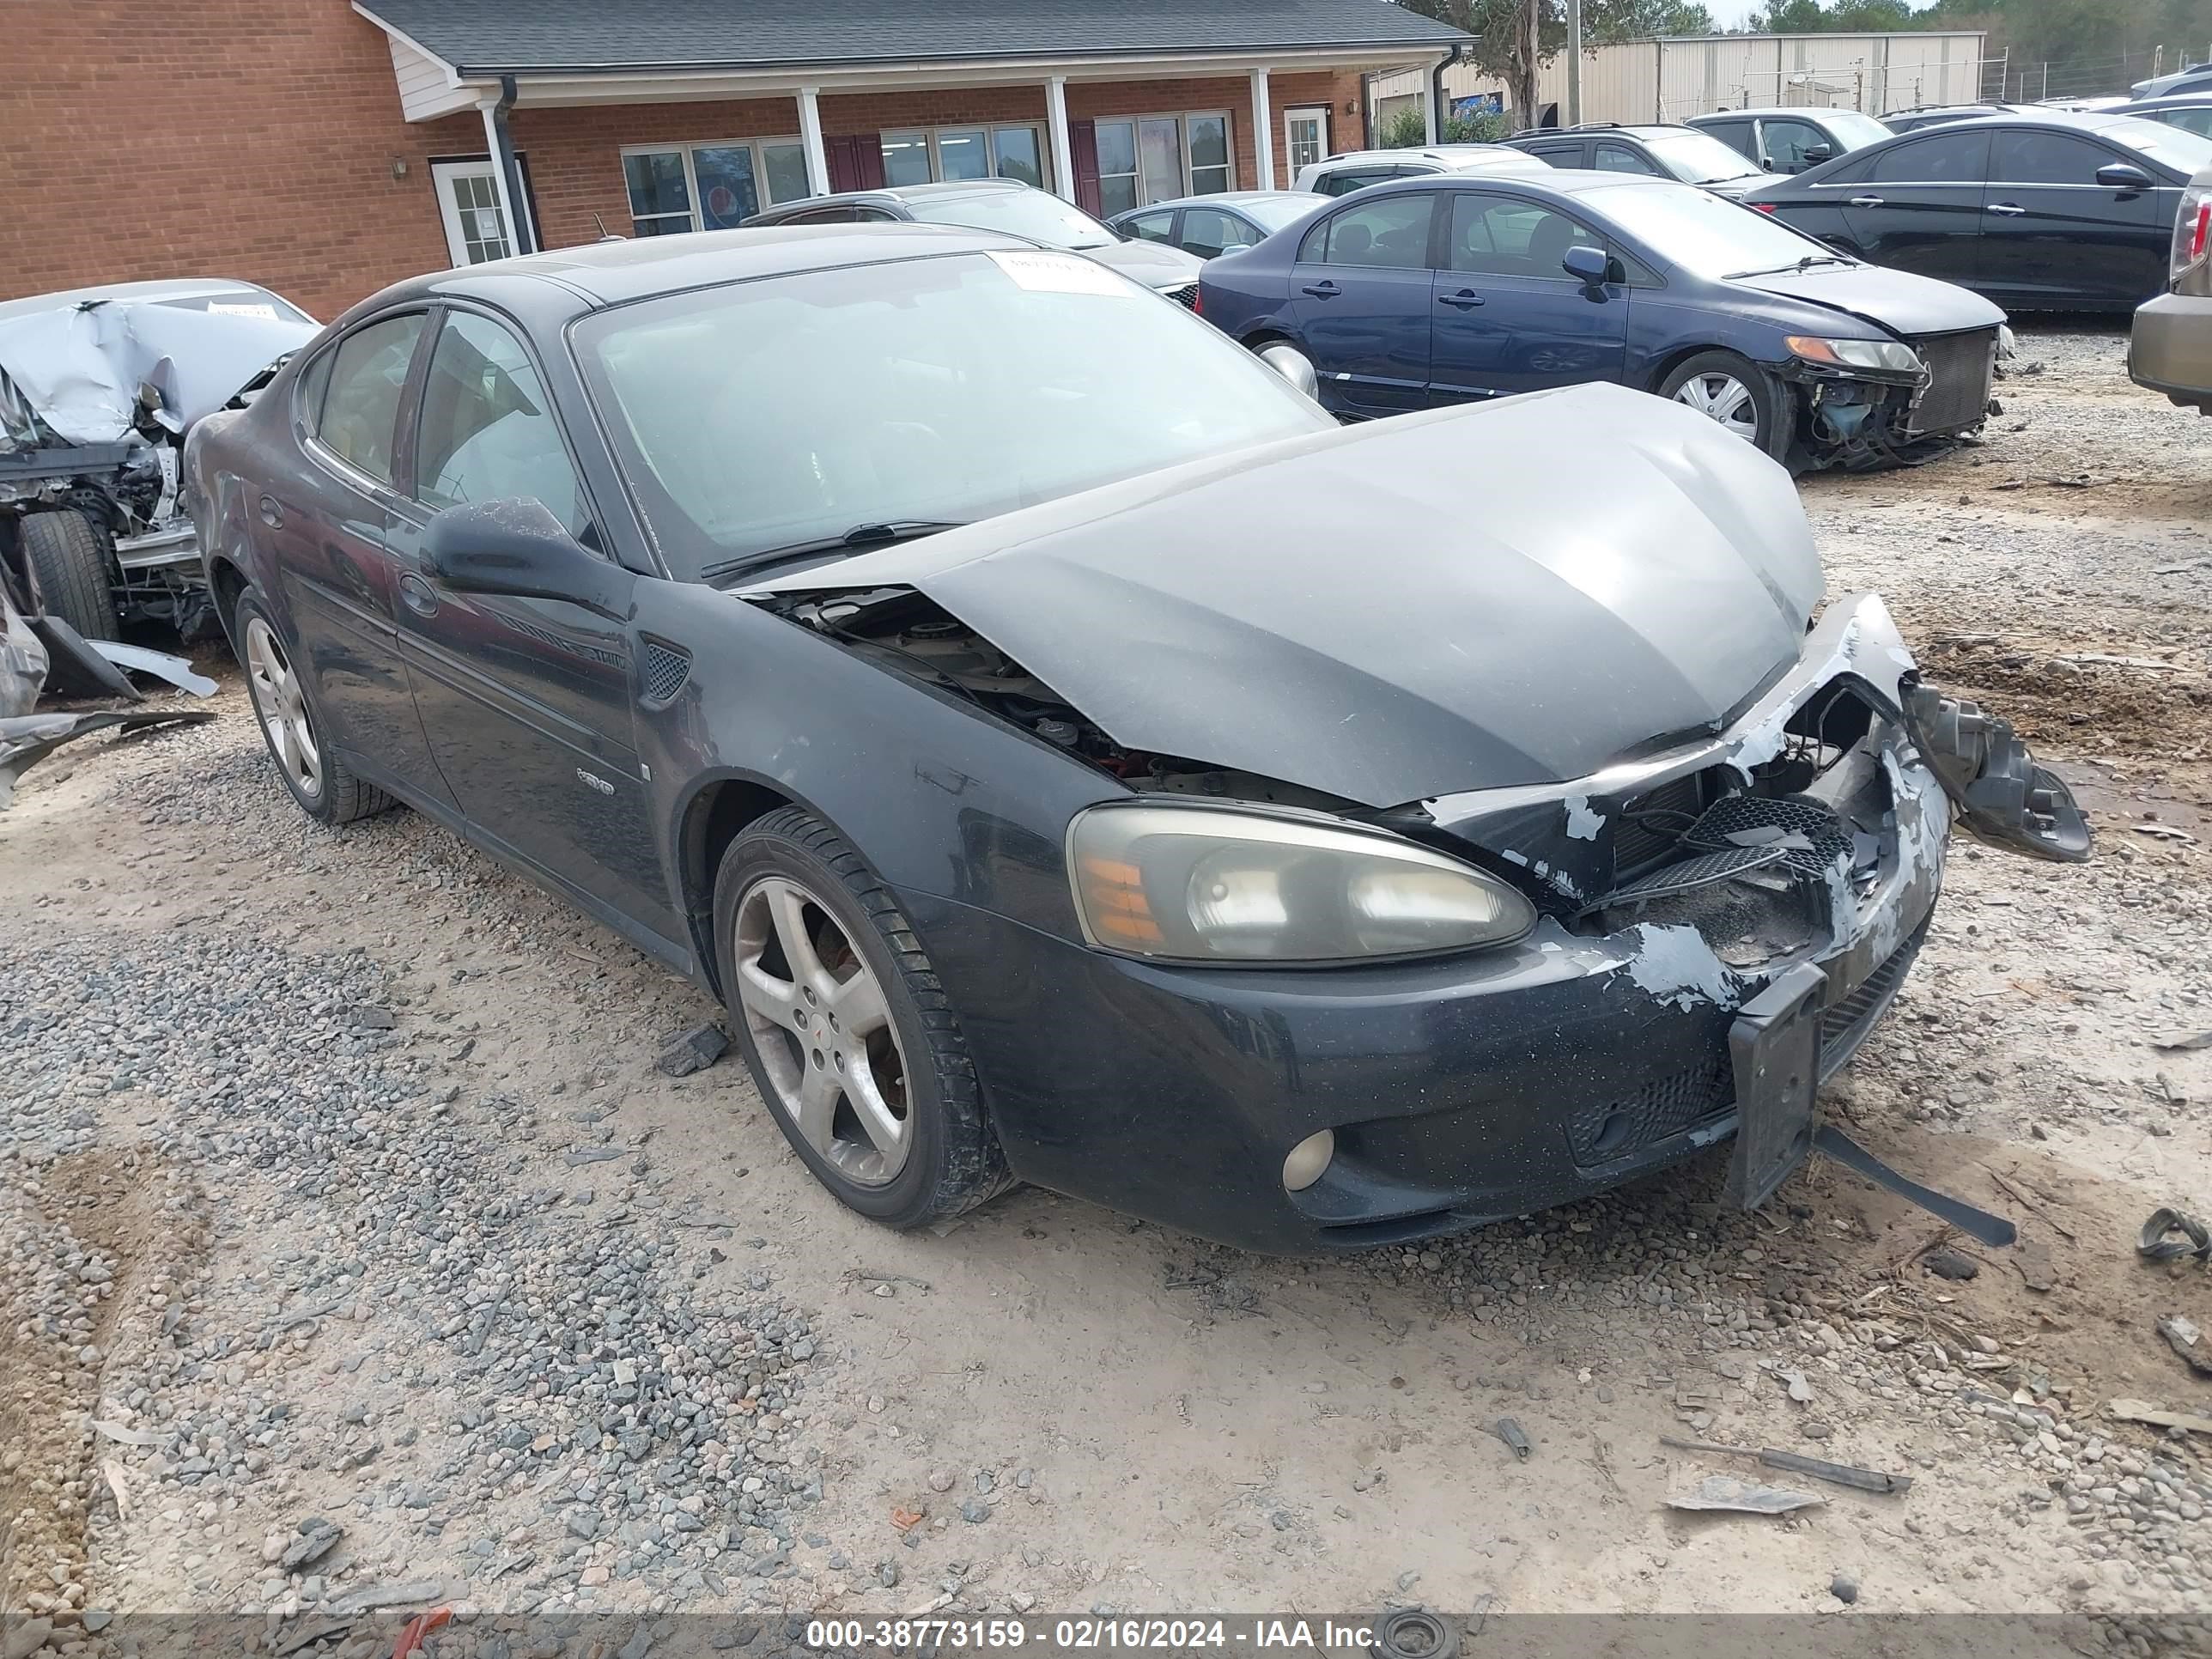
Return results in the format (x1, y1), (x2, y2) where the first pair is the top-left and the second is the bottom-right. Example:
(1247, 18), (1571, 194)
(185, 226), (2075, 1254)
(1747, 111), (2212, 310)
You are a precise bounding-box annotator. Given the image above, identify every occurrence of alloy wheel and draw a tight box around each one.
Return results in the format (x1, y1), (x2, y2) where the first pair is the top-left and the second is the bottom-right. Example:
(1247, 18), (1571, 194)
(1672, 371), (1762, 444)
(731, 875), (912, 1186)
(243, 616), (323, 801)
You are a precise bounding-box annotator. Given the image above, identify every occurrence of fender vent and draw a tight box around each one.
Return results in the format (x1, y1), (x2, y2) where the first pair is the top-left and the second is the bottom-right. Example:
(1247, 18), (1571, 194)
(641, 639), (691, 705)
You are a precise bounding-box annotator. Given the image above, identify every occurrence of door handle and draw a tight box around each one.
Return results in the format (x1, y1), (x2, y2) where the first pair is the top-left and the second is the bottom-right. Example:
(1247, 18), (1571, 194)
(1437, 289), (1486, 309)
(1300, 280), (1340, 298)
(1987, 201), (2026, 216)
(258, 495), (283, 527)
(398, 573), (440, 617)
(1845, 195), (1885, 208)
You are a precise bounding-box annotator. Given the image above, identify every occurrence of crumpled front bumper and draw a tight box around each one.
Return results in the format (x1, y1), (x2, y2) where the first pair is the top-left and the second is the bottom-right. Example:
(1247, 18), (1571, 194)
(921, 594), (2074, 1254)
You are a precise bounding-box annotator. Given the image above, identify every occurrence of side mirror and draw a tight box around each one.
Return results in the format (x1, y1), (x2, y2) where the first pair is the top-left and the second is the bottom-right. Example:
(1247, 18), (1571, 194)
(1221, 241), (1253, 254)
(421, 500), (627, 619)
(1802, 142), (1833, 164)
(2097, 161), (2154, 190)
(1561, 244), (1610, 284)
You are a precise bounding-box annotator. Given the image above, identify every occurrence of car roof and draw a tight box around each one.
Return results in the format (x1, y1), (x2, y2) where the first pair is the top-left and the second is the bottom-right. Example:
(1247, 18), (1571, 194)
(1891, 107), (2174, 136)
(1688, 106), (1864, 121)
(1511, 124), (1689, 140)
(1349, 167), (1684, 200)
(353, 223), (1034, 317)
(2130, 92), (2212, 109)
(1111, 191), (1310, 213)
(0, 276), (295, 325)
(1311, 146), (1516, 166)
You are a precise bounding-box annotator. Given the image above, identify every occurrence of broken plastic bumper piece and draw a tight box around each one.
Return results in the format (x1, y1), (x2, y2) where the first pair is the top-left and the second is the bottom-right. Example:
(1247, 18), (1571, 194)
(1901, 682), (2092, 862)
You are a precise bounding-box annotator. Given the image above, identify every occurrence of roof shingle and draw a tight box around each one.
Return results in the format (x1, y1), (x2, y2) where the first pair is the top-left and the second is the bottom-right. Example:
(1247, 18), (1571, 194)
(360, 0), (1467, 76)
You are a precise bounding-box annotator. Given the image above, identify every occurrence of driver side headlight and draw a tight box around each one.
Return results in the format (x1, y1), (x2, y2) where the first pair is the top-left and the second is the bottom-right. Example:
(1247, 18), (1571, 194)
(1068, 805), (1535, 963)
(1785, 334), (1923, 374)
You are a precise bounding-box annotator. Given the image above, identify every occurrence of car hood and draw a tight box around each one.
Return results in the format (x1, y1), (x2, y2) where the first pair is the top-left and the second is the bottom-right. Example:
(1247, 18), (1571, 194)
(1085, 239), (1205, 287)
(748, 383), (1823, 808)
(1731, 262), (2007, 338)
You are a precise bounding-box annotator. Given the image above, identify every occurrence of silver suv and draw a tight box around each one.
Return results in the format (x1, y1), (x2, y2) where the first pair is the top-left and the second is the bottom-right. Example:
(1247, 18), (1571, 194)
(2130, 161), (2212, 412)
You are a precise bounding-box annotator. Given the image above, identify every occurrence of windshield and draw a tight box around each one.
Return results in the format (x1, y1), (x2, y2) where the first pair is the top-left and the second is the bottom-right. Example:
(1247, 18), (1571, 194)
(1820, 111), (1894, 149)
(900, 190), (1121, 250)
(157, 288), (315, 325)
(1641, 128), (1770, 183)
(1583, 180), (1844, 278)
(576, 250), (1328, 580)
(2103, 115), (2212, 173)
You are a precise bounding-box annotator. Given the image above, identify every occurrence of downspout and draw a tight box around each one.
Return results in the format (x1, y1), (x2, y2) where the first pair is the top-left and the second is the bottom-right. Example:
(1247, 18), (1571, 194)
(490, 74), (536, 255)
(1428, 50), (1450, 143)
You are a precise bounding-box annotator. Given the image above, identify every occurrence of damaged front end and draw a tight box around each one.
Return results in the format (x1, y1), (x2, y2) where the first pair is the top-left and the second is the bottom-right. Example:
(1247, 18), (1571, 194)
(1784, 325), (2001, 472)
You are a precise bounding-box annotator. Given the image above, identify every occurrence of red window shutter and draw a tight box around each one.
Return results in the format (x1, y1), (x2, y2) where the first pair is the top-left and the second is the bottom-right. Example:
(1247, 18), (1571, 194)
(1071, 119), (1101, 216)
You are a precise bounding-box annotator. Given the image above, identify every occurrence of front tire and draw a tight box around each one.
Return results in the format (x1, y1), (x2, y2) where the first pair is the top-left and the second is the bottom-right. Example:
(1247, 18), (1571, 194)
(714, 806), (1011, 1230)
(234, 588), (395, 824)
(1659, 349), (1790, 459)
(20, 509), (118, 641)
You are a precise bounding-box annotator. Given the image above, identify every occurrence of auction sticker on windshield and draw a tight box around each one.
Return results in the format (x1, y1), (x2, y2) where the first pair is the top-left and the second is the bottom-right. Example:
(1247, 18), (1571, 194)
(986, 250), (1133, 296)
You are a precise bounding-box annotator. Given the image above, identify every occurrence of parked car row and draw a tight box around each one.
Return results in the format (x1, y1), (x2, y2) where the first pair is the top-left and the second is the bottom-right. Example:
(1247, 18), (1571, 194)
(185, 216), (2088, 1254)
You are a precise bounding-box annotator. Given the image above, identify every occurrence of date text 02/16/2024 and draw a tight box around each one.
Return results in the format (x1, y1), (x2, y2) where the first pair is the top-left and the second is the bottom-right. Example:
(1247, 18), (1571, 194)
(803, 1620), (1383, 1650)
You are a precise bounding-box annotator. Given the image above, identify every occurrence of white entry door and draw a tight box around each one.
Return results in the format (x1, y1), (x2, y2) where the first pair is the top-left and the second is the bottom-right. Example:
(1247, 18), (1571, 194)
(432, 159), (534, 266)
(1285, 107), (1330, 176)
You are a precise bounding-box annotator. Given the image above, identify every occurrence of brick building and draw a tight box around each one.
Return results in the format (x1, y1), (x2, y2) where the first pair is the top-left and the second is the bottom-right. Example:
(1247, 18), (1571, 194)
(7, 0), (1467, 324)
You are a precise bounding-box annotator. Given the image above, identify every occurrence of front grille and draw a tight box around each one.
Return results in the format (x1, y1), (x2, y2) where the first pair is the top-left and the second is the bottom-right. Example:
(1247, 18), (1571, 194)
(1682, 793), (1852, 879)
(1567, 1054), (1732, 1166)
(1909, 328), (1996, 434)
(1162, 282), (1200, 310)
(1818, 915), (1929, 1074)
(1613, 771), (1707, 874)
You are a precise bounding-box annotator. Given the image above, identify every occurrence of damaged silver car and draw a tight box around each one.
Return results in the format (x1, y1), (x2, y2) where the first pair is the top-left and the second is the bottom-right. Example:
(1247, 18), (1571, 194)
(0, 278), (318, 641)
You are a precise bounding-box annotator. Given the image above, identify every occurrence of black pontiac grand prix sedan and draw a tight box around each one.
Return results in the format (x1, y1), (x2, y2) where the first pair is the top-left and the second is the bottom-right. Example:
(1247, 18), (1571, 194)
(185, 225), (2084, 1253)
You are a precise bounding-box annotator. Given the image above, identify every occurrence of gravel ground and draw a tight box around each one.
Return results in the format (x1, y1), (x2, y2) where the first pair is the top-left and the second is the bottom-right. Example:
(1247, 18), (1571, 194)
(3, 323), (2211, 1651)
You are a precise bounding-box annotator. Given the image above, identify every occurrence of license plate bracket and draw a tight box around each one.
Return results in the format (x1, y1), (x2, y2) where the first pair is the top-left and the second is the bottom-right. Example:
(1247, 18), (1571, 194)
(1725, 960), (1828, 1212)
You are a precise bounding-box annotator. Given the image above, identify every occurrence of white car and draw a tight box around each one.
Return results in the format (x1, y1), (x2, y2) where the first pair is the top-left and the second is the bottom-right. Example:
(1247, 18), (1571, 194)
(1292, 144), (1543, 197)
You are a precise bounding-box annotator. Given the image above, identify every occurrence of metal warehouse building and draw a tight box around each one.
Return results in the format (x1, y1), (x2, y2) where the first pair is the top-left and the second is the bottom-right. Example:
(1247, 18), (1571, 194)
(1373, 31), (1990, 127)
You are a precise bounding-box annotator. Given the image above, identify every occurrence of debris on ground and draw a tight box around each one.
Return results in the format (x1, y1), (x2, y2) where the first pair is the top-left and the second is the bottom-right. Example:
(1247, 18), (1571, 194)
(2160, 1316), (2212, 1376)
(657, 1022), (730, 1077)
(1660, 1435), (1912, 1495)
(2140, 1209), (2212, 1266)
(1495, 1418), (1531, 1461)
(1667, 1476), (1825, 1515)
(2111, 1400), (2212, 1436)
(1923, 1247), (1981, 1281)
(0, 707), (214, 805)
(1830, 1572), (1860, 1604)
(2154, 1030), (2212, 1052)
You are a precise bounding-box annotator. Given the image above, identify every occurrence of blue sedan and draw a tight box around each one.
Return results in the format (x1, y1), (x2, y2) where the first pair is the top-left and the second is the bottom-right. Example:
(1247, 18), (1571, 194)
(1198, 170), (2008, 467)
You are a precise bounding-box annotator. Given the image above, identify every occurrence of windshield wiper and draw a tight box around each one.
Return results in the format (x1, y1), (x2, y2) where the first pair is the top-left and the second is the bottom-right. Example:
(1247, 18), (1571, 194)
(1723, 253), (1853, 280)
(702, 520), (965, 584)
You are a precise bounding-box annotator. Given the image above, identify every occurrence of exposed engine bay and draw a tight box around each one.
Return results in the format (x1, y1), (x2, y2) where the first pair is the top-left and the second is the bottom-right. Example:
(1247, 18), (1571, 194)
(778, 585), (2089, 993)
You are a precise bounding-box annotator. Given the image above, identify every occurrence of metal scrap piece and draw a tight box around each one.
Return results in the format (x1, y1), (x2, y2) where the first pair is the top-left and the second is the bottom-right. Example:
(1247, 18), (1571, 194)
(1667, 1474), (1825, 1514)
(2160, 1315), (2212, 1376)
(0, 708), (214, 805)
(1494, 1418), (1531, 1461)
(2138, 1208), (2212, 1265)
(1661, 1433), (1912, 1495)
(90, 639), (216, 696)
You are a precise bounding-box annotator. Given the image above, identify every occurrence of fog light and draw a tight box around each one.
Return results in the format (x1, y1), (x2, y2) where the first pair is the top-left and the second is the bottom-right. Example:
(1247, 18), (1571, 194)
(1282, 1129), (1335, 1192)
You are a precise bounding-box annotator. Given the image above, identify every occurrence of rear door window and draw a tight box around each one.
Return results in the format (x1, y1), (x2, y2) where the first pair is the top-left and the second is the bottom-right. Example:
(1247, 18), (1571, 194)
(315, 313), (426, 485)
(1870, 131), (1991, 183)
(1528, 143), (1585, 168)
(1122, 210), (1177, 242)
(1699, 118), (1757, 159)
(1595, 142), (1662, 175)
(1318, 193), (1437, 268)
(1180, 207), (1255, 257)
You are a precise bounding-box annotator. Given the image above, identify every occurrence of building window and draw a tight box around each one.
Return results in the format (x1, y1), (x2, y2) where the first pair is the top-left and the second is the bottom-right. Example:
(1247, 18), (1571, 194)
(623, 140), (811, 234)
(1091, 112), (1236, 214)
(878, 125), (1049, 189)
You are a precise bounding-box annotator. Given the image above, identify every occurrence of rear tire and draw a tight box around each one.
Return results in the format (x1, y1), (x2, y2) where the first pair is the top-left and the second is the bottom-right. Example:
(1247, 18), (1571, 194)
(714, 805), (1012, 1231)
(234, 587), (396, 825)
(1658, 349), (1791, 460)
(20, 509), (118, 641)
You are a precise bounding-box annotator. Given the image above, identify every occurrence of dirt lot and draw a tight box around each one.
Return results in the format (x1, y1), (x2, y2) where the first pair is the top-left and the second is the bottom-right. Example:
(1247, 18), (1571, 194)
(4, 321), (2212, 1643)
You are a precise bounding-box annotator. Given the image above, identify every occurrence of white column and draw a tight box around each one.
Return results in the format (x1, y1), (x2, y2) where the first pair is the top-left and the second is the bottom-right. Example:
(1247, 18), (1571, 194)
(1424, 57), (1441, 144)
(1045, 76), (1075, 202)
(797, 86), (829, 195)
(1249, 66), (1274, 188)
(478, 100), (525, 258)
